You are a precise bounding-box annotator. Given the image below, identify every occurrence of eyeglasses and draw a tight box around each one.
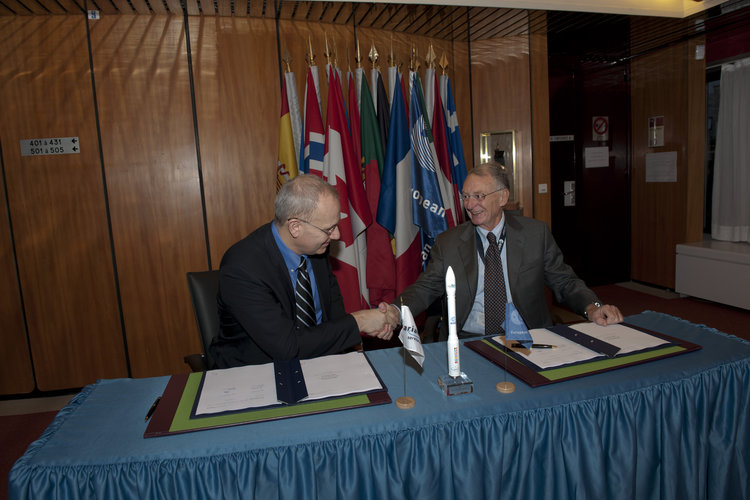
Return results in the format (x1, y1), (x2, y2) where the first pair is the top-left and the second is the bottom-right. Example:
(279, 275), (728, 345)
(288, 218), (338, 236)
(460, 187), (505, 202)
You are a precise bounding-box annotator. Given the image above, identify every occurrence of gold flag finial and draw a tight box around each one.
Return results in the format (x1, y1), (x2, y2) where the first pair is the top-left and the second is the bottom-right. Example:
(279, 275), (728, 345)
(369, 42), (379, 70)
(439, 52), (449, 75)
(425, 43), (436, 70)
(282, 47), (292, 73)
(410, 45), (420, 72)
(388, 34), (395, 67)
(323, 33), (331, 66)
(355, 39), (362, 68)
(305, 36), (315, 66)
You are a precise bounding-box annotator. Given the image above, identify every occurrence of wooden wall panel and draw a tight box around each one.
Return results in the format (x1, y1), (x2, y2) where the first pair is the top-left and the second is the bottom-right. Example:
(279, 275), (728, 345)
(685, 36), (706, 244)
(470, 33), (533, 216)
(529, 12), (551, 226)
(630, 40), (691, 289)
(0, 72), (34, 394)
(0, 16), (127, 390)
(192, 17), (279, 266)
(90, 15), (204, 377)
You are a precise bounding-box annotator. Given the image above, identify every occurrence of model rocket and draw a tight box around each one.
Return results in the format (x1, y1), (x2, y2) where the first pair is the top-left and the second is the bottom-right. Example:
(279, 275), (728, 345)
(446, 266), (460, 377)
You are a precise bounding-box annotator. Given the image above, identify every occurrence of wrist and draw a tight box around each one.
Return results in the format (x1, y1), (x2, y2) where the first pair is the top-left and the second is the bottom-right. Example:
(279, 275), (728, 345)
(583, 301), (603, 320)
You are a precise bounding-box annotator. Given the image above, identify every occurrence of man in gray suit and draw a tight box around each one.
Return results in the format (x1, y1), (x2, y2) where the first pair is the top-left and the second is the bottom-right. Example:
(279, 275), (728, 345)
(389, 164), (622, 338)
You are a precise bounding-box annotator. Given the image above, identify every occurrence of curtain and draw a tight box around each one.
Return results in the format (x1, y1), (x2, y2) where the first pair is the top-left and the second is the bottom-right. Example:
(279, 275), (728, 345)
(712, 57), (750, 243)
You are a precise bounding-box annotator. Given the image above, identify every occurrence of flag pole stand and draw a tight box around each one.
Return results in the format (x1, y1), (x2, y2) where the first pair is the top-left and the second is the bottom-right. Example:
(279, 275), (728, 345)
(396, 344), (416, 409)
(496, 336), (515, 394)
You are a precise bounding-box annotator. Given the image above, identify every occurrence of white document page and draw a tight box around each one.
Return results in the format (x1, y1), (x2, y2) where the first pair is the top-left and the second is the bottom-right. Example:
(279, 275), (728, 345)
(301, 351), (383, 401)
(568, 322), (669, 354)
(497, 329), (601, 370)
(195, 363), (278, 415)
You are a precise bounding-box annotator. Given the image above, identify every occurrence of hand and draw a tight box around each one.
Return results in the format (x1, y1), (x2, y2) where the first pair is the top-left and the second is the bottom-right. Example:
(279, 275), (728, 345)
(586, 303), (623, 326)
(351, 308), (394, 340)
(380, 302), (401, 330)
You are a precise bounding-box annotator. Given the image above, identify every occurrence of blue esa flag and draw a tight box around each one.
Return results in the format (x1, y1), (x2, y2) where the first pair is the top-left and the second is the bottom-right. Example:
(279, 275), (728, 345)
(504, 303), (532, 347)
(409, 71), (448, 261)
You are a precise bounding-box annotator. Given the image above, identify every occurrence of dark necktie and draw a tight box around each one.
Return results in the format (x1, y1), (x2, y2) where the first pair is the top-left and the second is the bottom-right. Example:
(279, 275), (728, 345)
(484, 232), (507, 335)
(295, 257), (316, 327)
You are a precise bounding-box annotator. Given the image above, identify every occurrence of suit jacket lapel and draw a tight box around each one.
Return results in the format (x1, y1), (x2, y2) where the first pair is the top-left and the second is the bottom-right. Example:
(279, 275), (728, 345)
(505, 213), (524, 299)
(262, 223), (296, 310)
(457, 223), (478, 324)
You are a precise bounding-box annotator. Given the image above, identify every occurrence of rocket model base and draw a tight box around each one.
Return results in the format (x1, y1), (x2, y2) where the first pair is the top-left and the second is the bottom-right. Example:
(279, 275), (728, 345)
(437, 372), (474, 396)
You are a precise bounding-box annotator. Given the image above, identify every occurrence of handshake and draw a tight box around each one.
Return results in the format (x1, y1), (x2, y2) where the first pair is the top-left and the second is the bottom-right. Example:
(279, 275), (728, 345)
(351, 303), (403, 341)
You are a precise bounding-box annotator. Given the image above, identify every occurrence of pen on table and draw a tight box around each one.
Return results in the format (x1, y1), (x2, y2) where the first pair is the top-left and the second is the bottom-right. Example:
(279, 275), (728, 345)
(512, 343), (557, 349)
(145, 397), (161, 422)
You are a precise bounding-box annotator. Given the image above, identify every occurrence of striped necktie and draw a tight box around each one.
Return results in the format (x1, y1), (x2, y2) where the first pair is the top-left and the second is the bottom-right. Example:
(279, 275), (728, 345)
(295, 257), (316, 327)
(484, 231), (507, 335)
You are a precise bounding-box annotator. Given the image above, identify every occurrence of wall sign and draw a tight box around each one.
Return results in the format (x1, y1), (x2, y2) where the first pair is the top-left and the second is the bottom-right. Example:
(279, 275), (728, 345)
(592, 116), (609, 141)
(20, 137), (80, 156)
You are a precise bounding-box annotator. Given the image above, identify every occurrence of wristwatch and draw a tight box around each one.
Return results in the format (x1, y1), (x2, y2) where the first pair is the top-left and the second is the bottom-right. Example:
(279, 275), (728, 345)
(583, 301), (603, 320)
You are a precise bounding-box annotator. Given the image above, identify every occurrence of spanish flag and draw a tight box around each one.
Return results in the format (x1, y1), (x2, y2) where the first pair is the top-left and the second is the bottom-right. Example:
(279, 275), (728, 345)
(276, 80), (299, 189)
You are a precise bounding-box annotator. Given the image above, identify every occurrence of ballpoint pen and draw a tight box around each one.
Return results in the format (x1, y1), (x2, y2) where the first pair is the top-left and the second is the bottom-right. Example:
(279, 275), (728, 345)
(512, 343), (557, 349)
(145, 397), (161, 422)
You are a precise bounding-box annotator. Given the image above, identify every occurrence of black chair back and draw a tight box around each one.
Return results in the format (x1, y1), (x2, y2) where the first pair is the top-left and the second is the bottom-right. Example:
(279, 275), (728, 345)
(185, 270), (220, 371)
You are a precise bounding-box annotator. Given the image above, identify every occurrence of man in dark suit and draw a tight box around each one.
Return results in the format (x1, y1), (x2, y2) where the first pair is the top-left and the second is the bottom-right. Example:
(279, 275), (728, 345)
(209, 175), (395, 368)
(388, 164), (622, 337)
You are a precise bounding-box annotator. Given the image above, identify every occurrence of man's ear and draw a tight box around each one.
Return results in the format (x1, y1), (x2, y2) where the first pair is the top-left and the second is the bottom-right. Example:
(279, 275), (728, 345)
(287, 219), (302, 238)
(499, 188), (510, 207)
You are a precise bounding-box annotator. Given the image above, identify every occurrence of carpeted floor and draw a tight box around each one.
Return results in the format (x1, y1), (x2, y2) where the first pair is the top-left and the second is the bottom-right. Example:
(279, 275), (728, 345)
(1, 411), (57, 500)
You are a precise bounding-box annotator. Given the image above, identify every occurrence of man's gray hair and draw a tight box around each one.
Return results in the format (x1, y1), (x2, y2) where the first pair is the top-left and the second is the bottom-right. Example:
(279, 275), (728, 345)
(468, 163), (510, 191)
(274, 174), (339, 225)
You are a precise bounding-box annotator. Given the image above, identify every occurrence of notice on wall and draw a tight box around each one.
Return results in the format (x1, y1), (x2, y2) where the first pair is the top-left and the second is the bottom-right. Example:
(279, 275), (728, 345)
(20, 137), (80, 157)
(648, 116), (665, 147)
(584, 146), (610, 168)
(645, 151), (677, 182)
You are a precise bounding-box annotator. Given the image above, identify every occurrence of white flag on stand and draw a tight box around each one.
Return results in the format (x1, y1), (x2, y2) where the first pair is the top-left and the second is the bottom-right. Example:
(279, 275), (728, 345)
(399, 305), (425, 367)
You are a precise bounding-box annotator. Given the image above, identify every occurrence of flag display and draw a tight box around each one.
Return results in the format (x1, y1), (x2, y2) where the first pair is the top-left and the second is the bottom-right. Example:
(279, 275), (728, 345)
(277, 44), (471, 307)
(324, 66), (372, 312)
(377, 73), (421, 294)
(277, 80), (299, 188)
(399, 304), (425, 367)
(303, 67), (325, 177)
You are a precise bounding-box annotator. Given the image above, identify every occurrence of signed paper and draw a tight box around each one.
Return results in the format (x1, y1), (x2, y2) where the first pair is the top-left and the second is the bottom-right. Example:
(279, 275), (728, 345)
(498, 323), (671, 370)
(196, 352), (382, 415)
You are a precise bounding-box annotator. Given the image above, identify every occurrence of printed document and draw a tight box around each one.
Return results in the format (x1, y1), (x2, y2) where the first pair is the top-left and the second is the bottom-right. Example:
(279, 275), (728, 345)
(195, 352), (382, 415)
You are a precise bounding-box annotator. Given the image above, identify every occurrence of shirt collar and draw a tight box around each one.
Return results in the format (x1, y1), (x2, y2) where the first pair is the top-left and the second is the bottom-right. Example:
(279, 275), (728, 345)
(272, 223), (307, 272)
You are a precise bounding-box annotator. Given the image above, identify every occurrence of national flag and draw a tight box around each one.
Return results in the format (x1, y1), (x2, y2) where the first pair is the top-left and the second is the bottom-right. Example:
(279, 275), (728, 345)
(378, 73), (421, 294)
(375, 70), (390, 161)
(431, 71), (464, 223)
(441, 74), (468, 218)
(347, 70), (361, 177)
(409, 70), (450, 265)
(399, 304), (424, 367)
(387, 66), (398, 110)
(277, 81), (299, 188)
(360, 68), (396, 305)
(324, 66), (372, 312)
(284, 70), (302, 170)
(424, 68), (458, 228)
(303, 67), (325, 177)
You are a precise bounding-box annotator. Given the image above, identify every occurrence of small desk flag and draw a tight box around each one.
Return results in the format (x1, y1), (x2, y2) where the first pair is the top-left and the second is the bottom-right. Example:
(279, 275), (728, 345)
(399, 305), (425, 367)
(504, 303), (532, 348)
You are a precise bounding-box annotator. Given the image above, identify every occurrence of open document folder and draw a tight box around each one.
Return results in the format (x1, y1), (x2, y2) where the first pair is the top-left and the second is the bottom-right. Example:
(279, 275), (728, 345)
(196, 351), (384, 415)
(465, 321), (701, 387)
(144, 351), (391, 437)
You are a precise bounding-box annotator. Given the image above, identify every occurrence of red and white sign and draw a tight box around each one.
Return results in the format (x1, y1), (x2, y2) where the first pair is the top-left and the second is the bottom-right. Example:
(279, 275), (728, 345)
(592, 116), (609, 141)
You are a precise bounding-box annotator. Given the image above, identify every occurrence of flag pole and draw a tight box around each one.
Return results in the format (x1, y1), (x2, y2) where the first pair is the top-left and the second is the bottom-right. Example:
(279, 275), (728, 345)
(396, 298), (416, 409)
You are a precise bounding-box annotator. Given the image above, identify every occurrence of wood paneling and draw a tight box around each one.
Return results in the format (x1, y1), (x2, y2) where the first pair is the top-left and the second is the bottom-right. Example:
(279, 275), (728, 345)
(529, 12), (551, 226)
(0, 16), (127, 391)
(90, 15), (204, 377)
(685, 36), (706, 244)
(631, 37), (698, 289)
(470, 32), (533, 216)
(191, 16), (279, 267)
(0, 81), (34, 393)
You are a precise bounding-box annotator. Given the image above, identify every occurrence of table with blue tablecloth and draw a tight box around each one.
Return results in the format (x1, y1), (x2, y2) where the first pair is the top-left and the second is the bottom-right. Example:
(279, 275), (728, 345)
(9, 312), (750, 499)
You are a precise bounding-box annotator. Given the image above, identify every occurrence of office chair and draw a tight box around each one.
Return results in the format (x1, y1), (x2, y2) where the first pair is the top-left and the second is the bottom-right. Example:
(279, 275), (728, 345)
(184, 270), (220, 372)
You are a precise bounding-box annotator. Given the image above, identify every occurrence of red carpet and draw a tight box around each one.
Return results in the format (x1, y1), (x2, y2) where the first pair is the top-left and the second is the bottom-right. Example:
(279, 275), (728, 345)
(1, 411), (57, 500)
